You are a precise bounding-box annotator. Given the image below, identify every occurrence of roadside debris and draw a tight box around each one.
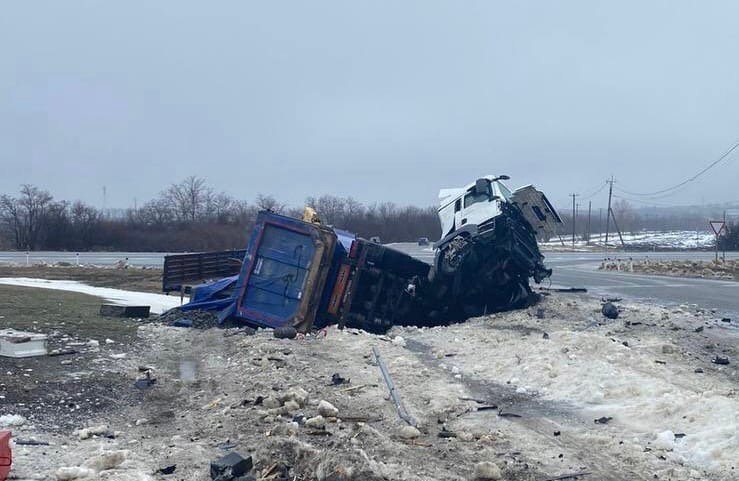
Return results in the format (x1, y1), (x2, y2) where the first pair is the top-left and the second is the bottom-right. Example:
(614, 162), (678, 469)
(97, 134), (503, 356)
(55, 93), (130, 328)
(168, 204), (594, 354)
(134, 367), (157, 389)
(211, 452), (254, 481)
(473, 461), (502, 480)
(0, 415), (25, 428)
(539, 287), (588, 293)
(712, 356), (730, 365)
(373, 346), (417, 427)
(594, 416), (613, 425)
(330, 373), (349, 385)
(156, 465), (177, 475)
(99, 304), (150, 318)
(601, 302), (619, 320)
(0, 329), (48, 358)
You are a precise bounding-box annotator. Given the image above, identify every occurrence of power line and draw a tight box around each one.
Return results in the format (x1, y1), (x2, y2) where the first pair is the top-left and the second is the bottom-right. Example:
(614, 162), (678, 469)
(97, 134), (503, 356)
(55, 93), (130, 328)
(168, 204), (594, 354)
(612, 194), (679, 207)
(617, 138), (739, 197)
(580, 181), (607, 200)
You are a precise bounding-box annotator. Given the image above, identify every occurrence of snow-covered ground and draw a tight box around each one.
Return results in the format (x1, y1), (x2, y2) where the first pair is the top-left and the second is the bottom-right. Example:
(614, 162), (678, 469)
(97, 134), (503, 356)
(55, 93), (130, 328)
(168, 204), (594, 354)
(542, 230), (715, 250)
(5, 293), (737, 481)
(0, 277), (184, 313)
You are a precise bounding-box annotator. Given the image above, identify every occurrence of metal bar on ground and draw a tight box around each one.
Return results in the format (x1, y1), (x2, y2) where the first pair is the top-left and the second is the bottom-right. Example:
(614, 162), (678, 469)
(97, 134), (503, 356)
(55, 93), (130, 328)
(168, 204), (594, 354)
(372, 346), (417, 427)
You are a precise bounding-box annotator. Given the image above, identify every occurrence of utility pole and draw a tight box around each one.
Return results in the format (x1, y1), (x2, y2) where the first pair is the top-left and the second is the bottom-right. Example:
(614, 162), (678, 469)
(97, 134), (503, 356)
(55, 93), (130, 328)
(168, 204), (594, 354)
(604, 177), (614, 253)
(723, 210), (727, 261)
(586, 201), (592, 245)
(570, 193), (579, 249)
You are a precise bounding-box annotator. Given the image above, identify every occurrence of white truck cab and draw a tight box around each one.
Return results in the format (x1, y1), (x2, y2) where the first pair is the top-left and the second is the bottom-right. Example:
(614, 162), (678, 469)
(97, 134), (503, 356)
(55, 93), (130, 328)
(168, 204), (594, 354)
(437, 175), (511, 239)
(437, 175), (562, 243)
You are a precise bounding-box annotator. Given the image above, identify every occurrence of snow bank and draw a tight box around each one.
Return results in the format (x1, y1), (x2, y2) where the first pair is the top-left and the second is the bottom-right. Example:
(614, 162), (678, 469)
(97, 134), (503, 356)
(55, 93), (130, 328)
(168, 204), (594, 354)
(0, 278), (184, 314)
(407, 301), (739, 475)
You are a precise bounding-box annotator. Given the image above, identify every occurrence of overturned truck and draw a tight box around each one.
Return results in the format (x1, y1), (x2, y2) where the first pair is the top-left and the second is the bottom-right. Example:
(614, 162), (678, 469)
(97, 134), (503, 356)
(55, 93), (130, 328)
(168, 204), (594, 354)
(163, 176), (562, 333)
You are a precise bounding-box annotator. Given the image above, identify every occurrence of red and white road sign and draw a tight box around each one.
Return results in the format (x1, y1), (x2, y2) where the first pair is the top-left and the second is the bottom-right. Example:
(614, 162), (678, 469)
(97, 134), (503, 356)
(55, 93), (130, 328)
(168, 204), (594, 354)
(709, 220), (726, 236)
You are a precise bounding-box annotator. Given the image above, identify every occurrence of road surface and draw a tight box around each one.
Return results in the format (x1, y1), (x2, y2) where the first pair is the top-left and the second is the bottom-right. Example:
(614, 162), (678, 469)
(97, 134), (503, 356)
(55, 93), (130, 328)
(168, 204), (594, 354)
(391, 244), (739, 320)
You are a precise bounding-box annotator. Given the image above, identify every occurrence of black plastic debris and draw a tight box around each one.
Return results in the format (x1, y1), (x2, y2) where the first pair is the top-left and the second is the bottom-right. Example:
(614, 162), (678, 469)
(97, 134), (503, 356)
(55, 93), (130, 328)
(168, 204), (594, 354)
(273, 326), (297, 339)
(695, 326), (704, 333)
(210, 452), (253, 481)
(694, 368), (704, 373)
(601, 302), (619, 320)
(720, 318), (731, 323)
(100, 304), (150, 318)
(594, 416), (613, 424)
(156, 465), (176, 475)
(712, 356), (730, 365)
(134, 377), (157, 389)
(331, 373), (350, 385)
(553, 431), (561, 436)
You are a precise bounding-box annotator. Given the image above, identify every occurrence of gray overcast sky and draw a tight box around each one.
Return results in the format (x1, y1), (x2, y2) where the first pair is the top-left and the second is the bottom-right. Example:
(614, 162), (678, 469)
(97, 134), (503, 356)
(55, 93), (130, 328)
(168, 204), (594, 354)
(1, 1), (738, 210)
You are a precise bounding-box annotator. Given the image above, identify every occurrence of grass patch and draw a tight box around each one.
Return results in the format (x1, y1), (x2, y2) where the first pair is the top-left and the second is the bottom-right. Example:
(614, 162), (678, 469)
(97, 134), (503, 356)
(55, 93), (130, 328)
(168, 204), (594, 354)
(0, 284), (139, 343)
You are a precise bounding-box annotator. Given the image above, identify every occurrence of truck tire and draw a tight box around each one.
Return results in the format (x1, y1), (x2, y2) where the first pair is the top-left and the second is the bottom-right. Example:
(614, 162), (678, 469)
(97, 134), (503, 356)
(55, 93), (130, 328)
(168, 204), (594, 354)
(439, 236), (469, 276)
(273, 326), (298, 339)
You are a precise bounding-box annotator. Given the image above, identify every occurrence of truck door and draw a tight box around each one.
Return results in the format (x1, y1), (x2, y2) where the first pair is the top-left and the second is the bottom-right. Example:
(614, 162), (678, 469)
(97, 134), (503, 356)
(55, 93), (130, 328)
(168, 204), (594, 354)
(511, 185), (563, 239)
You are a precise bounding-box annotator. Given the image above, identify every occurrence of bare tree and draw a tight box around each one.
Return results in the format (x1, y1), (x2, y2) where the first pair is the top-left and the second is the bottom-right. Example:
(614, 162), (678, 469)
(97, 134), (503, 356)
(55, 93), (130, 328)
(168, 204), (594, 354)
(0, 185), (53, 249)
(255, 193), (285, 213)
(165, 176), (214, 222)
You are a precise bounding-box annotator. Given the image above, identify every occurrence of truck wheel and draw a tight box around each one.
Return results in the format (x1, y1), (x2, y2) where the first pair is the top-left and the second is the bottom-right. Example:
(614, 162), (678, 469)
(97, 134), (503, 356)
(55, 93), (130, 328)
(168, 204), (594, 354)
(274, 326), (298, 339)
(439, 237), (469, 275)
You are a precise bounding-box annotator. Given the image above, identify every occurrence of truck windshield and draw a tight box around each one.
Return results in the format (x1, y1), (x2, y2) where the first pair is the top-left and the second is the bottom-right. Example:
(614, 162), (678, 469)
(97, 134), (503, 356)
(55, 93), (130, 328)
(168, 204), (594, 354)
(464, 191), (489, 208)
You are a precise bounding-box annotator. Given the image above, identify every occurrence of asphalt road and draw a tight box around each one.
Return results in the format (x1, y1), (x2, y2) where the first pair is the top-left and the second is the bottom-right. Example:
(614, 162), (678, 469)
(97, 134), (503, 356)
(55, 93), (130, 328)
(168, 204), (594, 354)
(391, 244), (739, 320)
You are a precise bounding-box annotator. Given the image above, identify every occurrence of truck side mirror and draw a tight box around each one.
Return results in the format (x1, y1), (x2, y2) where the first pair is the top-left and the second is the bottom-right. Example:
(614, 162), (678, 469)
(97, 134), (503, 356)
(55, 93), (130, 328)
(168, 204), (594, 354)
(474, 178), (490, 196)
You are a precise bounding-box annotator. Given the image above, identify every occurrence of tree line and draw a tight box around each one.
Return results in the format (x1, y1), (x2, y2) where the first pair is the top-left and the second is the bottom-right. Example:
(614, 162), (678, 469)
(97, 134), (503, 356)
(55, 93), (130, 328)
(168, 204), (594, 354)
(1, 177), (734, 252)
(0, 177), (441, 251)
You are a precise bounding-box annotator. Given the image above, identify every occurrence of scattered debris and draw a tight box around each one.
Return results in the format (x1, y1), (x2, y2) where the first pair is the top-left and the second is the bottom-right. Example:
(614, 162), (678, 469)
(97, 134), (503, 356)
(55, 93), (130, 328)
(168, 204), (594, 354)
(74, 424), (109, 440)
(157, 465), (177, 475)
(601, 302), (619, 320)
(539, 472), (591, 481)
(398, 425), (422, 439)
(99, 304), (150, 318)
(330, 373), (349, 385)
(0, 415), (25, 428)
(13, 439), (49, 446)
(712, 356), (730, 365)
(172, 318), (193, 328)
(0, 329), (48, 358)
(373, 346), (417, 427)
(210, 452), (253, 481)
(473, 461), (502, 480)
(594, 416), (613, 425)
(539, 287), (587, 293)
(317, 400), (339, 418)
